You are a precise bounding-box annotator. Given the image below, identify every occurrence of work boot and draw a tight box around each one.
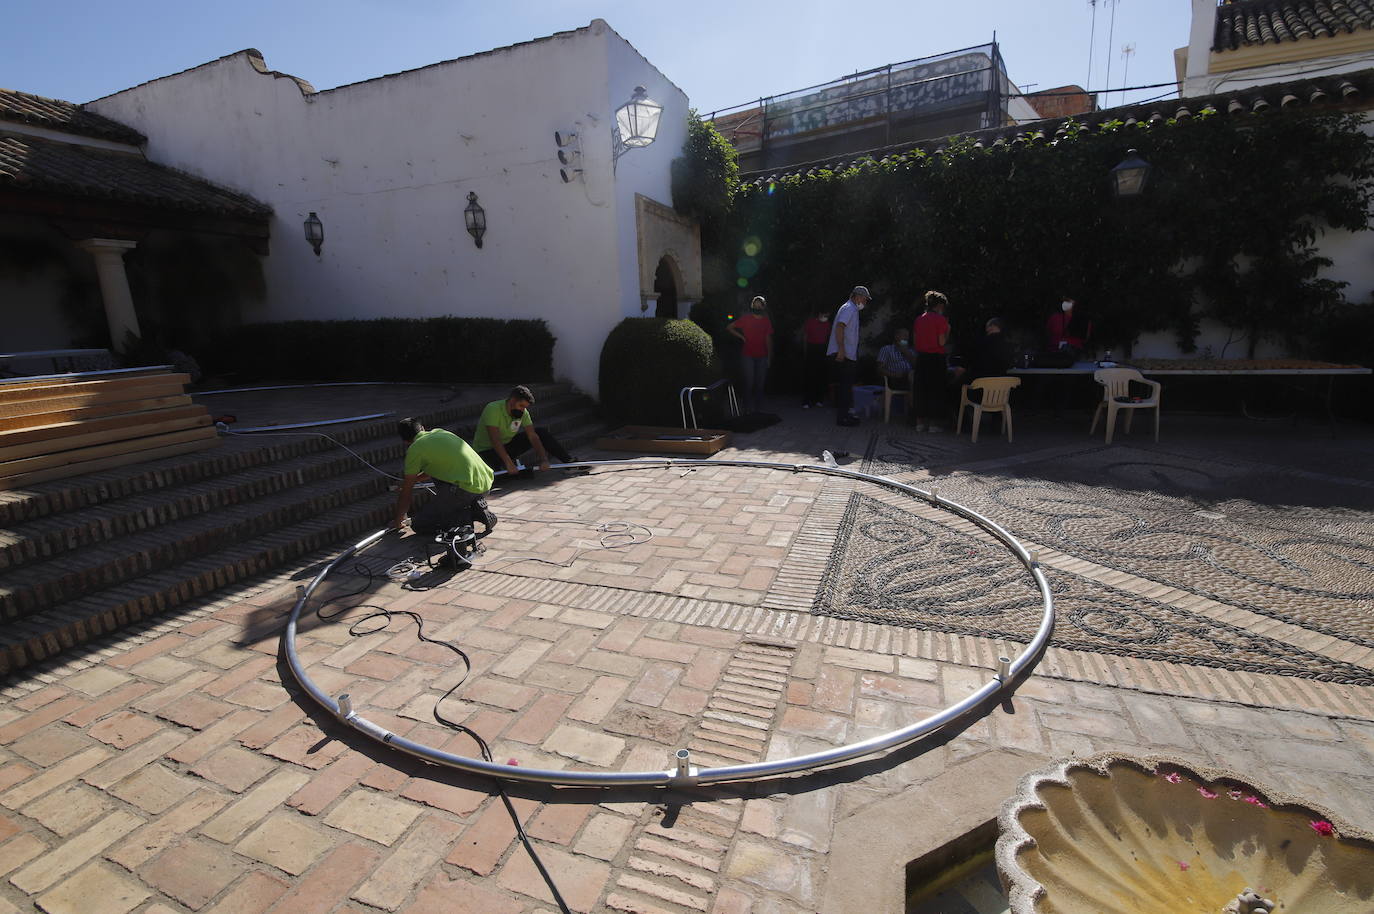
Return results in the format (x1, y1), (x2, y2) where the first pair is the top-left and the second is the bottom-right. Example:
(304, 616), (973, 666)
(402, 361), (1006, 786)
(473, 497), (497, 537)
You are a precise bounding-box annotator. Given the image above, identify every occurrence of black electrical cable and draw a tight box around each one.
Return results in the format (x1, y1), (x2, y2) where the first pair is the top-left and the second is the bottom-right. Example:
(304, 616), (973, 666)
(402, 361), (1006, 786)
(308, 562), (573, 914)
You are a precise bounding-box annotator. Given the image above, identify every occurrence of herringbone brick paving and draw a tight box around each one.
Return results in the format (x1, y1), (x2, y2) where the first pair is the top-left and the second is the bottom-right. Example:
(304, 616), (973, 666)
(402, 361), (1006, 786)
(0, 400), (1371, 913)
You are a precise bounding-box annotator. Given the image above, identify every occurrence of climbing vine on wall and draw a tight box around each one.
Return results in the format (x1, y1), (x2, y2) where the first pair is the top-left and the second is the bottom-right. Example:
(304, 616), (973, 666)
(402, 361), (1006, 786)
(713, 111), (1374, 358)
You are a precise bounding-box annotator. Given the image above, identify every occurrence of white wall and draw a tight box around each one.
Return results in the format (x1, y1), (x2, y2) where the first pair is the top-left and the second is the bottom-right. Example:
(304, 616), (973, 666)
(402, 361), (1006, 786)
(90, 21), (688, 397)
(604, 28), (690, 322)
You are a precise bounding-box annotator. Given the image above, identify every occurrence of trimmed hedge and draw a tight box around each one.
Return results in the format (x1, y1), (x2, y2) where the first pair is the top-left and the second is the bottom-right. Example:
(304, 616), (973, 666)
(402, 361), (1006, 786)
(599, 318), (720, 426)
(212, 317), (555, 383)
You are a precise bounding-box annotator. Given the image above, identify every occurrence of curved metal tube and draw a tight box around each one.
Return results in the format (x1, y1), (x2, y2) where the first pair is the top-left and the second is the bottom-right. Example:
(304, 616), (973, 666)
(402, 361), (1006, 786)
(283, 456), (1055, 787)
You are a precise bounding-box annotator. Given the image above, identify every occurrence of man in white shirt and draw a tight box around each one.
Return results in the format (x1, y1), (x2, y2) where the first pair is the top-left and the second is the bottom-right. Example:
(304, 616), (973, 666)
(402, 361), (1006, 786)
(827, 285), (869, 427)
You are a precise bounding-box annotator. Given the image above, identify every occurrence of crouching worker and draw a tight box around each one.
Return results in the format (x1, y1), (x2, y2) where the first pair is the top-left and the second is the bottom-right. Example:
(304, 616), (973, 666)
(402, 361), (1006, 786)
(390, 418), (497, 537)
(473, 385), (574, 475)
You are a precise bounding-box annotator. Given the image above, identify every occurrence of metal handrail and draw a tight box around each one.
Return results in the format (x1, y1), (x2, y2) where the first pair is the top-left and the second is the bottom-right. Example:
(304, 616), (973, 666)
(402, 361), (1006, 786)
(283, 456), (1054, 787)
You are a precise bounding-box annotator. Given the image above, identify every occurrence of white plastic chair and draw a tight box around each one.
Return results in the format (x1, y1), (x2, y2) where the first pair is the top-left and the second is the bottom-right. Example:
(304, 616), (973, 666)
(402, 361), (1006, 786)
(882, 373), (912, 423)
(1090, 368), (1161, 444)
(956, 377), (1020, 443)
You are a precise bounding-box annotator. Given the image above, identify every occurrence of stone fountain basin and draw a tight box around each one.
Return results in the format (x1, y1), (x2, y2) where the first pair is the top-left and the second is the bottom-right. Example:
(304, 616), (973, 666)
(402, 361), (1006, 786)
(996, 755), (1374, 914)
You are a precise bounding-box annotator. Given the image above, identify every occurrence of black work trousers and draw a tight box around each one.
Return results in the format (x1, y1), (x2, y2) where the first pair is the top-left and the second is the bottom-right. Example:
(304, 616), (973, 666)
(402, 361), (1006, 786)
(833, 358), (857, 418)
(477, 427), (571, 469)
(914, 352), (949, 422)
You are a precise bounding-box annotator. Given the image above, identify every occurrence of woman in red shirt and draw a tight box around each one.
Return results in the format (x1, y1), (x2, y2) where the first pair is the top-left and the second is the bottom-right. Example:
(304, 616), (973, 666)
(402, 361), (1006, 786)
(911, 290), (951, 431)
(801, 306), (831, 407)
(729, 296), (774, 414)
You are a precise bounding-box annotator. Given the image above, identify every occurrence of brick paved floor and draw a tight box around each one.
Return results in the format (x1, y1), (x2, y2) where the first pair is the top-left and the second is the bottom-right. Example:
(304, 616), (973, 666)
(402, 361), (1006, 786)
(0, 401), (1371, 913)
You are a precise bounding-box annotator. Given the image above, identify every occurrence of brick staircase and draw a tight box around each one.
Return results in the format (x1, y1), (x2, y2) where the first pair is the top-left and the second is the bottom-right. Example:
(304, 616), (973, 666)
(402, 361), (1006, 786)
(0, 382), (604, 676)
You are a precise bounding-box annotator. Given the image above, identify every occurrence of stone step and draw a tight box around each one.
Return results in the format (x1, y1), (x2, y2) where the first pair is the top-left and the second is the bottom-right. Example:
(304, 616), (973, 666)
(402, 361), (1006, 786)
(0, 381), (605, 674)
(0, 490), (399, 676)
(0, 465), (394, 620)
(0, 435), (405, 573)
(0, 382), (583, 526)
(0, 389), (601, 571)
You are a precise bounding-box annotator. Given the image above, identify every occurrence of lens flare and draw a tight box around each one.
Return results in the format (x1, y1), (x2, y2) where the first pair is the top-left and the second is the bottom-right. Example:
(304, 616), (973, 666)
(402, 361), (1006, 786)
(736, 257), (758, 279)
(742, 236), (762, 257)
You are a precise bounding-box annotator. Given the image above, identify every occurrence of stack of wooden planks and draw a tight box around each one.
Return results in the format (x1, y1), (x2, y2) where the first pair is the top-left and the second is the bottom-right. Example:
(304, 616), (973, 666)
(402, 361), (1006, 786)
(0, 367), (218, 490)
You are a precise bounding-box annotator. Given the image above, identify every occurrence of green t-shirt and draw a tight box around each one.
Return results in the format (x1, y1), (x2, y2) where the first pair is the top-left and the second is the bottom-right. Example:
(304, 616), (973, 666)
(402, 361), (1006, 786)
(472, 399), (532, 452)
(403, 429), (493, 494)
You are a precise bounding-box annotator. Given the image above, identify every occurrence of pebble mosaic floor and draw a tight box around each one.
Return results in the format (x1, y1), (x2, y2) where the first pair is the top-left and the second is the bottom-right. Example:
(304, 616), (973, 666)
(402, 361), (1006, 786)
(859, 435), (1374, 651)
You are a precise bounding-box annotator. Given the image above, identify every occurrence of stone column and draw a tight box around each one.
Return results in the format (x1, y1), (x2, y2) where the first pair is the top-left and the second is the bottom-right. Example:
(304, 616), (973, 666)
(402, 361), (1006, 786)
(77, 238), (141, 347)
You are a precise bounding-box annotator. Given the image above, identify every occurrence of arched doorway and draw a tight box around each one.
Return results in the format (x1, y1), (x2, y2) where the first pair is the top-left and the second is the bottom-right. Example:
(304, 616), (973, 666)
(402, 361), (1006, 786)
(653, 256), (679, 318)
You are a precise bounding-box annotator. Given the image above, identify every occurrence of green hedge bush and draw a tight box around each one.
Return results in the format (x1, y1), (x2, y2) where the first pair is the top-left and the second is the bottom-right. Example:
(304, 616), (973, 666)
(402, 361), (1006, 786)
(210, 317), (555, 383)
(599, 318), (720, 425)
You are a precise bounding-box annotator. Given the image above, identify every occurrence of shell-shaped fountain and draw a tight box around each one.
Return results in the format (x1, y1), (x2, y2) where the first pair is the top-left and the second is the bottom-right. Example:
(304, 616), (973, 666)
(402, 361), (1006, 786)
(996, 755), (1374, 914)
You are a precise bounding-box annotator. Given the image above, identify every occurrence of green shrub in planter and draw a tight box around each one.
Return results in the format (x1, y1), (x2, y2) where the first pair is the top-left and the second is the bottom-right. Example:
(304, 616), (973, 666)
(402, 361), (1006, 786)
(599, 318), (720, 426)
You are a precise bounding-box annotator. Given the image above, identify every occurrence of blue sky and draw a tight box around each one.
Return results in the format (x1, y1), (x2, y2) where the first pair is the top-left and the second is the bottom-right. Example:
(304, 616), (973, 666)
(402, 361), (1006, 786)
(3, 1), (1193, 112)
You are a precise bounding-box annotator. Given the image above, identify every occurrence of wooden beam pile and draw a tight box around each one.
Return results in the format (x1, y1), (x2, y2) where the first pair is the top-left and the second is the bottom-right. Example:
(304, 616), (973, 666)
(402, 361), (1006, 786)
(0, 368), (218, 490)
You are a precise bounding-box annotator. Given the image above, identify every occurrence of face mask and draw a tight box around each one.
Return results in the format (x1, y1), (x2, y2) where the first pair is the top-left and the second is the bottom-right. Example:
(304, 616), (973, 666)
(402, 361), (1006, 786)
(819, 315), (828, 322)
(509, 409), (523, 419)
(897, 338), (909, 346)
(857, 302), (866, 311)
(1061, 301), (1074, 312)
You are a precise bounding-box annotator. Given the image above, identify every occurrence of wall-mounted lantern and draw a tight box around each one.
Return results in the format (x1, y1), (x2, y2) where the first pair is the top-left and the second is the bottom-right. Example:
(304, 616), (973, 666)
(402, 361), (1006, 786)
(464, 192), (486, 248)
(303, 212), (324, 256)
(613, 86), (663, 163)
(1111, 149), (1153, 198)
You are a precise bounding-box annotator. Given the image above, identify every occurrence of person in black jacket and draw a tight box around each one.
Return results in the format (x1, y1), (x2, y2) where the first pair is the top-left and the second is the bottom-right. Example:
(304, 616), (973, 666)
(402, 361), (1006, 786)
(967, 318), (1015, 384)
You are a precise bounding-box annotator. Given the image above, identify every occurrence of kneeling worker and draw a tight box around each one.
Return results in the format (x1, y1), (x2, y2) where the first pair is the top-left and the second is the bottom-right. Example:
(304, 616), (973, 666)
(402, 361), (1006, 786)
(473, 385), (574, 475)
(391, 418), (496, 535)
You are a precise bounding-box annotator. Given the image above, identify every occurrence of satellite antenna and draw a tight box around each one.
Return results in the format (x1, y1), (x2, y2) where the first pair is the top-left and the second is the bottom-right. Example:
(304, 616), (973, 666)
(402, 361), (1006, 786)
(1120, 43), (1136, 105)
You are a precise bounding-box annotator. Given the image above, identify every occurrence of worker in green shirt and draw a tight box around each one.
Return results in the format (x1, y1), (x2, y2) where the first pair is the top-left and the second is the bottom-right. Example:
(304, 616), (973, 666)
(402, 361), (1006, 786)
(472, 385), (574, 475)
(390, 418), (496, 535)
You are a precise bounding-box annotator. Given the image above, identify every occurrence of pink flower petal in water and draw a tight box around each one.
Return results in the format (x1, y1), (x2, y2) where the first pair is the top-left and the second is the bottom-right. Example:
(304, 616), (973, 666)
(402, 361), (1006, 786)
(1198, 787), (1218, 799)
(1178, 861), (1190, 871)
(1243, 796), (1268, 808)
(1310, 820), (1335, 836)
(1228, 789), (1244, 800)
(1164, 772), (1182, 784)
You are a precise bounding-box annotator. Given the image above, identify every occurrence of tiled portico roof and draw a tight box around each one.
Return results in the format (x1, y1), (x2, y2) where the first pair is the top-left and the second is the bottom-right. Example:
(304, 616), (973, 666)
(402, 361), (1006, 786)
(0, 133), (270, 219)
(0, 87), (145, 145)
(1213, 0), (1374, 51)
(741, 68), (1374, 183)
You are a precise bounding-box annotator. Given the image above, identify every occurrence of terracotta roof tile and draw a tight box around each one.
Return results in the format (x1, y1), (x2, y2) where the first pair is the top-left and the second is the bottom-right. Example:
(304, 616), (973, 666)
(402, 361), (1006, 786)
(742, 68), (1374, 182)
(0, 133), (270, 219)
(1214, 0), (1374, 51)
(0, 88), (145, 145)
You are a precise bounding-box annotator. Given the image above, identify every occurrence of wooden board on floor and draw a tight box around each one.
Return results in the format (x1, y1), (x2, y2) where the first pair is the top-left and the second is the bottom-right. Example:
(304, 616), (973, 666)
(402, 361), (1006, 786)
(0, 366), (170, 391)
(0, 436), (221, 491)
(0, 378), (191, 418)
(0, 395), (194, 432)
(0, 372), (190, 404)
(0, 426), (219, 480)
(0, 413), (212, 462)
(595, 425), (732, 455)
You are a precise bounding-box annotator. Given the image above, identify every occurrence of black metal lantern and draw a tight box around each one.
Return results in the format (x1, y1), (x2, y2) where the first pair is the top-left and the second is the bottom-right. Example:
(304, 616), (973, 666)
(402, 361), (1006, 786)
(303, 211), (324, 255)
(464, 192), (486, 249)
(1111, 149), (1152, 198)
(613, 86), (663, 162)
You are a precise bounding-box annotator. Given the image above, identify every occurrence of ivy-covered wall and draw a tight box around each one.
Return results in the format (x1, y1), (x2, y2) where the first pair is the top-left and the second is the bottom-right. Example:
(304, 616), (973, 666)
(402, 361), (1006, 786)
(706, 111), (1374, 364)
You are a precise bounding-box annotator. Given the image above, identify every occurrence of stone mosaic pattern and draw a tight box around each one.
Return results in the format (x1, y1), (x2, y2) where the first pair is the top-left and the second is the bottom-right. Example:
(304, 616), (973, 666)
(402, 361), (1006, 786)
(812, 492), (1374, 684)
(863, 437), (1374, 649)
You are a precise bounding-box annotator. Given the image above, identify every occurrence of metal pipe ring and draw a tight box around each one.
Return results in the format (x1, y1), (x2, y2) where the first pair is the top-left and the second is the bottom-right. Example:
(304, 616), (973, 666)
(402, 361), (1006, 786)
(282, 456), (1055, 787)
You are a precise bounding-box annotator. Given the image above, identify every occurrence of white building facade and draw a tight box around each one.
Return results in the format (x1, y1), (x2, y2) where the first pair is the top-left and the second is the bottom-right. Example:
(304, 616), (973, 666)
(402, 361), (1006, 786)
(1166, 0), (1374, 355)
(90, 20), (700, 396)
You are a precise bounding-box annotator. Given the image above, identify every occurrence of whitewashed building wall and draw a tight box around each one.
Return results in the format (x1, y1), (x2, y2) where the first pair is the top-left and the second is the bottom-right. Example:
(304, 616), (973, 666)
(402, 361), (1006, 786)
(90, 20), (690, 395)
